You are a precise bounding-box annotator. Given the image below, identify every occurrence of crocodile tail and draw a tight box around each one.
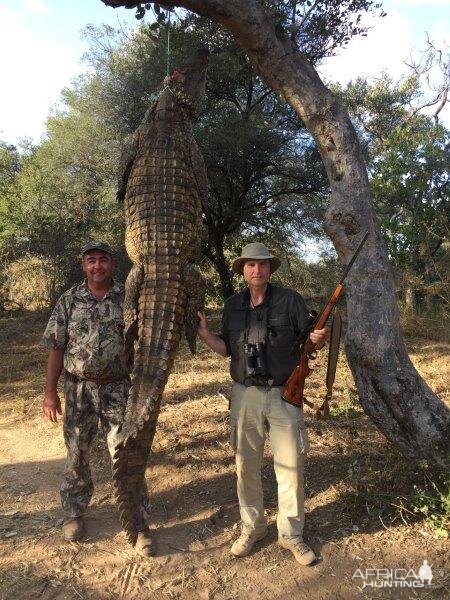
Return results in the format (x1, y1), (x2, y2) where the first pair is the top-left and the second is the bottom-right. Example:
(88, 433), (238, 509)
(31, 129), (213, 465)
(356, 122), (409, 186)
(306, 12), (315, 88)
(113, 277), (186, 544)
(124, 277), (185, 435)
(113, 423), (155, 545)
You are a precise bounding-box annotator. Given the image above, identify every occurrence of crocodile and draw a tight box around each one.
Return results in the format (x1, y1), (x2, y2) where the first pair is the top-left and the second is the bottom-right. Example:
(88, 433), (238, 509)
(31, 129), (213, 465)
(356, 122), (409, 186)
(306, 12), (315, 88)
(114, 49), (209, 546)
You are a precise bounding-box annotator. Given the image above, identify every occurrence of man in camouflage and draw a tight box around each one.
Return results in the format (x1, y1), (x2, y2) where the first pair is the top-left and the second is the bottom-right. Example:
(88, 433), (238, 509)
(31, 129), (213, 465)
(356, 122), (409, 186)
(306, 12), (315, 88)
(42, 241), (153, 556)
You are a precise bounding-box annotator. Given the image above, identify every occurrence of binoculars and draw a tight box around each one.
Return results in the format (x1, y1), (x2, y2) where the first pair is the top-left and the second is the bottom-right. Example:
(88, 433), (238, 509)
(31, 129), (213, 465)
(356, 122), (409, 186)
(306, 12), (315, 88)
(244, 341), (268, 377)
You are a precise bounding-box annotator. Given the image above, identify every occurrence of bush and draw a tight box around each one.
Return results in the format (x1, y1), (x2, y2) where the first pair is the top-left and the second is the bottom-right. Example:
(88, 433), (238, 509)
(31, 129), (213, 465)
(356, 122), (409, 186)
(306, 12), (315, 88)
(399, 302), (450, 343)
(6, 255), (66, 310)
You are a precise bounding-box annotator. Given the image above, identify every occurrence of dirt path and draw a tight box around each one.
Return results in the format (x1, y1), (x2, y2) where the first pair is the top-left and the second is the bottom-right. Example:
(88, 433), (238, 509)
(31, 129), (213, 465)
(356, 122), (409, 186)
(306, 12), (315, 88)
(0, 313), (448, 599)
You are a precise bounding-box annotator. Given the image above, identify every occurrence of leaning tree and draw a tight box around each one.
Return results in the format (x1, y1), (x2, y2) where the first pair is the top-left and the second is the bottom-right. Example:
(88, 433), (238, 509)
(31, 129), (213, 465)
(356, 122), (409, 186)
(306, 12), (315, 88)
(101, 0), (449, 466)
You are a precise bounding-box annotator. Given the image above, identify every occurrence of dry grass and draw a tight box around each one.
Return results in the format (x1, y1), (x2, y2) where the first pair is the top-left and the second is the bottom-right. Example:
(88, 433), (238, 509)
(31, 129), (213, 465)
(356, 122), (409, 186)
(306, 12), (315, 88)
(0, 309), (449, 599)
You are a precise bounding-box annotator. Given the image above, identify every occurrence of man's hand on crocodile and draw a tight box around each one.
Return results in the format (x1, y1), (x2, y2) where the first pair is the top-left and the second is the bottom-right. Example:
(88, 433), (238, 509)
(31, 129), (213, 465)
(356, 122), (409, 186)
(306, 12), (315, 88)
(197, 311), (208, 337)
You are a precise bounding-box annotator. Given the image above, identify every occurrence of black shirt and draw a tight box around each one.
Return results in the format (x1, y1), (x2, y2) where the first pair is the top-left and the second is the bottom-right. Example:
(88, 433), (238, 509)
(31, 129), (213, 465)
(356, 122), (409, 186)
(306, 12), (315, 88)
(220, 284), (310, 386)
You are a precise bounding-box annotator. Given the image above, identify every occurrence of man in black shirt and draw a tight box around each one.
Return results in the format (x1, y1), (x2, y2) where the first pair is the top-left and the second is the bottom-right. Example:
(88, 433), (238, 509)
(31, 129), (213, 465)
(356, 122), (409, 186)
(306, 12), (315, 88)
(198, 242), (327, 566)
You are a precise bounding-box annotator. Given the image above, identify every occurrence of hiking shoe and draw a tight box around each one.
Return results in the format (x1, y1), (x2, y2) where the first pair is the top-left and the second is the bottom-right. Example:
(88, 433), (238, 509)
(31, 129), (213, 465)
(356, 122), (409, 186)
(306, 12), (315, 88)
(278, 536), (316, 566)
(230, 529), (268, 557)
(135, 528), (156, 558)
(62, 517), (84, 542)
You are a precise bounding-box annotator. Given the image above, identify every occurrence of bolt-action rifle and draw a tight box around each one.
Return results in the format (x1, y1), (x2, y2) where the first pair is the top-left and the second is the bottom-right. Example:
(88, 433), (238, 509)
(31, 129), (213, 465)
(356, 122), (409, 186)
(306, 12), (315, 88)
(282, 232), (369, 409)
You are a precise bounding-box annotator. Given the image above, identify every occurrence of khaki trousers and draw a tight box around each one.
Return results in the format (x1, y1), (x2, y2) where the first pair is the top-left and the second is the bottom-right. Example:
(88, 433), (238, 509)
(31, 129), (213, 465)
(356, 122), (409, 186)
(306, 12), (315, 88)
(229, 382), (309, 538)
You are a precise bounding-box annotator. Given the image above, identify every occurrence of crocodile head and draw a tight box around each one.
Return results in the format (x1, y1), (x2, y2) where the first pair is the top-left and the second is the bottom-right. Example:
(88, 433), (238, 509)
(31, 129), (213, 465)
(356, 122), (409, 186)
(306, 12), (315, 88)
(165, 48), (209, 118)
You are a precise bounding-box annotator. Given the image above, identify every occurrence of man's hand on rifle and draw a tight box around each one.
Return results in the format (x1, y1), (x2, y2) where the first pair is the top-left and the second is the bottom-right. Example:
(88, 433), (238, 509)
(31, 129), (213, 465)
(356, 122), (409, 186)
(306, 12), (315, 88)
(310, 327), (328, 349)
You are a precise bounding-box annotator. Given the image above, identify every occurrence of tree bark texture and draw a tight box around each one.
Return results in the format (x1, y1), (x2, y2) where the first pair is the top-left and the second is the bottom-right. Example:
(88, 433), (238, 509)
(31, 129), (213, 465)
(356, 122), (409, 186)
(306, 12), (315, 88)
(102, 0), (450, 466)
(203, 240), (236, 300)
(212, 245), (235, 300)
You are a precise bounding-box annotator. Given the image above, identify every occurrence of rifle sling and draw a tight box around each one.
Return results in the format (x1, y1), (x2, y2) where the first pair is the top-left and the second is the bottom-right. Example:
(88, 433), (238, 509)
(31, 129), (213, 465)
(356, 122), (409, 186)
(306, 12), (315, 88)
(316, 309), (342, 419)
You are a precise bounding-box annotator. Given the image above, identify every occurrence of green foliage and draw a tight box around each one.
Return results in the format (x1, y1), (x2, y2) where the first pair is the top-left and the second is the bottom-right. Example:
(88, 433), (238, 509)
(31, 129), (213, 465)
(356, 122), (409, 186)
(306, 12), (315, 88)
(264, 0), (386, 62)
(0, 143), (21, 239)
(403, 467), (449, 537)
(78, 17), (330, 298)
(330, 386), (360, 418)
(411, 466), (449, 538)
(337, 74), (449, 311)
(0, 101), (125, 301)
(135, 0), (385, 63)
(370, 117), (448, 263)
(272, 252), (342, 306)
(1, 9), (446, 311)
(80, 23), (168, 135)
(346, 453), (449, 538)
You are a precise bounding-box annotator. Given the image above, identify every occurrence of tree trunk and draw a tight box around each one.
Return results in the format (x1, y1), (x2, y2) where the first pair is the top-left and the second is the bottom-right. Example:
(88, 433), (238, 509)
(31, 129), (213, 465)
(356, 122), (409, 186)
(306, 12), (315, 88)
(102, 0), (450, 466)
(204, 238), (235, 300)
(214, 248), (235, 300)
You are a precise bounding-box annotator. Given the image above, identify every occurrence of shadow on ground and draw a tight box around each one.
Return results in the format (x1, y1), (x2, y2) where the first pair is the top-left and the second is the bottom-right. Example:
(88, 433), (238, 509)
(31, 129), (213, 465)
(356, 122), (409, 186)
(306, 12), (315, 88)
(0, 429), (431, 550)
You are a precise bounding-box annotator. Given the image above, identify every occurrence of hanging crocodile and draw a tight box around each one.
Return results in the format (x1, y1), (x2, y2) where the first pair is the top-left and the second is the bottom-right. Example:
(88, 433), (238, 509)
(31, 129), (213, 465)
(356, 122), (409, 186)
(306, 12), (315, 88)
(114, 49), (209, 549)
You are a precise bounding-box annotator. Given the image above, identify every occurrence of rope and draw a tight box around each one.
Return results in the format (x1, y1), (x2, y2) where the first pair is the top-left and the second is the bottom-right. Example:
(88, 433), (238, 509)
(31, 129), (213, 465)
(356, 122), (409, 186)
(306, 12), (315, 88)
(149, 9), (173, 101)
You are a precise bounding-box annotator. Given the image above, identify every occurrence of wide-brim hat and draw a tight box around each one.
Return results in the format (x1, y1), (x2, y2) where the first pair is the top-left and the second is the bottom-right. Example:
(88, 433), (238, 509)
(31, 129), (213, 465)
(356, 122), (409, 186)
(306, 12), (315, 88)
(232, 242), (281, 275)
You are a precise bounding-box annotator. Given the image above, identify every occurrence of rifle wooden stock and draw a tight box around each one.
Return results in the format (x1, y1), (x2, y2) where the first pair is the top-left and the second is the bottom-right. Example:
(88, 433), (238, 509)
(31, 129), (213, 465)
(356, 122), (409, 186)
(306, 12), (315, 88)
(282, 284), (344, 407)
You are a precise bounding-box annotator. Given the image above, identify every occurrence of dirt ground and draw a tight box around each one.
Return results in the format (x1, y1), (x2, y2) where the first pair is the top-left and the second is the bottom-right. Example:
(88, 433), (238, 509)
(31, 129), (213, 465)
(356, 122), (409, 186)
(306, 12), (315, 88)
(0, 311), (448, 600)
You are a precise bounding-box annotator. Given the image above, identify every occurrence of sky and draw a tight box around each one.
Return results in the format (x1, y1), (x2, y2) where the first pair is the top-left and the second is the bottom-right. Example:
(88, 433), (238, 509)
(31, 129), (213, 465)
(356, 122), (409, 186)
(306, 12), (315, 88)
(0, 0), (449, 145)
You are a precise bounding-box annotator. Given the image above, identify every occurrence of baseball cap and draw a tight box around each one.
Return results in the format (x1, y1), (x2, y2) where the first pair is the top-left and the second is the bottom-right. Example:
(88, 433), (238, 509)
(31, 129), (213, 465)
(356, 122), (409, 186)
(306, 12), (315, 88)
(81, 240), (114, 256)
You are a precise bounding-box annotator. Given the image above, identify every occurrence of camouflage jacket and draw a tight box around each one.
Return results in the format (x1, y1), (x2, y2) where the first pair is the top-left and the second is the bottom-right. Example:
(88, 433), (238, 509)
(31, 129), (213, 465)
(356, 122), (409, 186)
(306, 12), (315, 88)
(42, 280), (128, 380)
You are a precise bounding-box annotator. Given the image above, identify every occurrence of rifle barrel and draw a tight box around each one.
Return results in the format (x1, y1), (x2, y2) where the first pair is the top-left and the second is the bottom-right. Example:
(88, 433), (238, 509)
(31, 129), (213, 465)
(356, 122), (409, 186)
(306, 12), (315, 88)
(339, 231), (369, 284)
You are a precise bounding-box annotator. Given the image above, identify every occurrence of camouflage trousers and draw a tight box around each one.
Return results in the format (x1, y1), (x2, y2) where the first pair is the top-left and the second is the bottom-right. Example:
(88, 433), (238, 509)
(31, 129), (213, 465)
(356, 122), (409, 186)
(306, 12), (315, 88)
(61, 372), (149, 530)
